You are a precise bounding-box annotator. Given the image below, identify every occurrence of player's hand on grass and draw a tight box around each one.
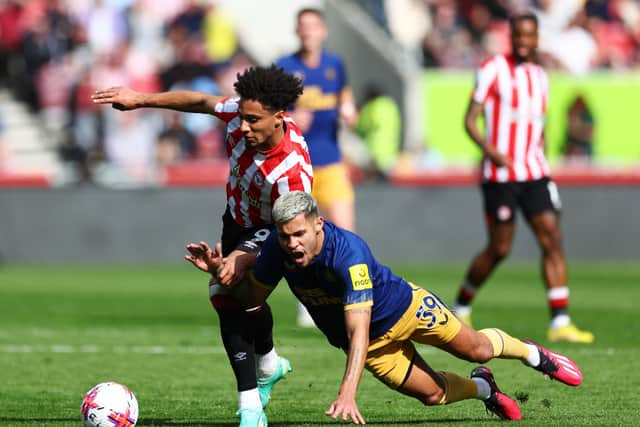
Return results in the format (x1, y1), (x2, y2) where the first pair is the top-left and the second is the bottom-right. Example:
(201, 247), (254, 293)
(184, 241), (222, 274)
(325, 395), (366, 425)
(92, 86), (142, 111)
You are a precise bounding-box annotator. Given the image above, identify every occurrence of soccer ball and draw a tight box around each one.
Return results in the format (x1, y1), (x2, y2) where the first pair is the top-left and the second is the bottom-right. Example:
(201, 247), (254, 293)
(80, 382), (139, 427)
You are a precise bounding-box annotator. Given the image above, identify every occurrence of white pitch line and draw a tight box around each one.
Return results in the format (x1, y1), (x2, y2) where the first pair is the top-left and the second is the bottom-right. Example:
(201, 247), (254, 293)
(0, 344), (339, 355)
(1, 344), (228, 354)
(0, 344), (624, 356)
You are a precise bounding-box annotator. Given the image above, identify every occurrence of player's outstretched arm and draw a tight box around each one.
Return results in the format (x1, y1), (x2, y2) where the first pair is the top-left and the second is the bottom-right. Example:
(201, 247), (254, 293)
(184, 241), (223, 274)
(92, 86), (224, 114)
(325, 307), (370, 425)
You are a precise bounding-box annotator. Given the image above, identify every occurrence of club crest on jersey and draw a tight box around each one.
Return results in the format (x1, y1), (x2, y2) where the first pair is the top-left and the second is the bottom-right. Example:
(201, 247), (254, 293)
(497, 205), (512, 221)
(348, 264), (372, 291)
(253, 172), (265, 188)
(325, 67), (336, 80)
(231, 164), (241, 178)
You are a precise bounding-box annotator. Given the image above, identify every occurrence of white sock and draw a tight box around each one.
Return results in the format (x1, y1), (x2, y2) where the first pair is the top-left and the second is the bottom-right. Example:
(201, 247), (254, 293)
(550, 314), (571, 330)
(238, 388), (262, 410)
(256, 348), (278, 379)
(472, 377), (491, 400)
(452, 304), (471, 317)
(525, 343), (541, 367)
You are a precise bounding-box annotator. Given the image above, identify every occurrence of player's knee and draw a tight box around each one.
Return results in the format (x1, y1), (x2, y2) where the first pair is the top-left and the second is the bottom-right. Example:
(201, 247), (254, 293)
(420, 387), (445, 406)
(539, 232), (561, 255)
(457, 333), (494, 363)
(467, 344), (494, 363)
(210, 294), (241, 311)
(490, 243), (511, 261)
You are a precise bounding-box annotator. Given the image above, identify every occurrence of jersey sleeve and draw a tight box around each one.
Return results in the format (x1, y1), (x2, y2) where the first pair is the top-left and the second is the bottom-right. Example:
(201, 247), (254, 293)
(332, 239), (374, 311)
(213, 96), (240, 123)
(472, 59), (498, 105)
(249, 231), (284, 291)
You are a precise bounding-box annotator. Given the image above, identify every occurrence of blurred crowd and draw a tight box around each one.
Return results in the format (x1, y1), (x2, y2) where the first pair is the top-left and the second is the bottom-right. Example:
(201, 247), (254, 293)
(0, 0), (244, 184)
(1, 0), (637, 184)
(382, 0), (640, 74)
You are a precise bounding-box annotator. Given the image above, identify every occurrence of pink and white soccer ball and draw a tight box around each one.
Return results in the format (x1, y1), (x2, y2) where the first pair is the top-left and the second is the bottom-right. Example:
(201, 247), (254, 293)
(80, 382), (139, 427)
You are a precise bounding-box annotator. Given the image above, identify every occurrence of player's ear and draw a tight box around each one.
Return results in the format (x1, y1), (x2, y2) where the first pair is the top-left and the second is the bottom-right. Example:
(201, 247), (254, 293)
(314, 216), (324, 233)
(274, 110), (285, 128)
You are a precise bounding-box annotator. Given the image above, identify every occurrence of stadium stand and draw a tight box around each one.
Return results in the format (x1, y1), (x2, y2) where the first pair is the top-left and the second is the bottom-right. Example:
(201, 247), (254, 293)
(1, 0), (639, 187)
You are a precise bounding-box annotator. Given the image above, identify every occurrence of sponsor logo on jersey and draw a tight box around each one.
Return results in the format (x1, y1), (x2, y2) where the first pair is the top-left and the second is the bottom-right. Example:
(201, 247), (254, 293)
(348, 264), (372, 291)
(298, 85), (338, 110)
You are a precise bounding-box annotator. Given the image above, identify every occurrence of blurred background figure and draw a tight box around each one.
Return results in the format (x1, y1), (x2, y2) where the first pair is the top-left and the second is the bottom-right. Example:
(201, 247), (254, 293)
(2, 0), (640, 185)
(276, 7), (359, 327)
(564, 95), (595, 162)
(354, 84), (401, 180)
(156, 111), (197, 167)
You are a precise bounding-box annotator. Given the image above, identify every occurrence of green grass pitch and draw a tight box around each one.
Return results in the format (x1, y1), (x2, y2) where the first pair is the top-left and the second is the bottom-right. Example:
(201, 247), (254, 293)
(1, 262), (638, 426)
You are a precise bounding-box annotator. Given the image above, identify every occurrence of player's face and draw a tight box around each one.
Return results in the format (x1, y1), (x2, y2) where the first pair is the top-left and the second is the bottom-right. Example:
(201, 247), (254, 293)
(277, 213), (324, 267)
(296, 12), (327, 53)
(238, 99), (284, 151)
(511, 18), (538, 62)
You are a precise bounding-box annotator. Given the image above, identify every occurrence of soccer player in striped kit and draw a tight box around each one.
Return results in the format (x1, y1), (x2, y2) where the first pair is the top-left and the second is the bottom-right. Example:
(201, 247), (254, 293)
(93, 65), (313, 426)
(451, 13), (593, 343)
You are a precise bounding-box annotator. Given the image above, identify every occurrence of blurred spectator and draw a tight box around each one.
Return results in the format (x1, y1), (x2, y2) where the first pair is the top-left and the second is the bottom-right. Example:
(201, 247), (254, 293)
(564, 95), (595, 162)
(202, 2), (238, 71)
(156, 111), (196, 166)
(538, 9), (597, 75)
(103, 108), (162, 184)
(370, 0), (640, 72)
(169, 0), (206, 37)
(86, 0), (128, 56)
(0, 1), (26, 87)
(60, 67), (104, 183)
(2, 0), (246, 185)
(355, 85), (401, 179)
(384, 0), (431, 56)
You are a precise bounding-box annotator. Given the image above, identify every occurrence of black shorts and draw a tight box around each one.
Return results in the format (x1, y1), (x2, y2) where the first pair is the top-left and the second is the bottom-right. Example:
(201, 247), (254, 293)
(481, 177), (562, 224)
(220, 207), (273, 256)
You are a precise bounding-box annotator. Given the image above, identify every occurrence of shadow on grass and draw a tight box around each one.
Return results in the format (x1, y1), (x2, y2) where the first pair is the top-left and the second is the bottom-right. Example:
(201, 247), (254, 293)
(140, 419), (480, 426)
(0, 417), (479, 426)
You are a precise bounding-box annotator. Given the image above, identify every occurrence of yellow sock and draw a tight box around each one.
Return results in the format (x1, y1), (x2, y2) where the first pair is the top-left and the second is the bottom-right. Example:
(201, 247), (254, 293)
(437, 371), (478, 404)
(479, 328), (529, 360)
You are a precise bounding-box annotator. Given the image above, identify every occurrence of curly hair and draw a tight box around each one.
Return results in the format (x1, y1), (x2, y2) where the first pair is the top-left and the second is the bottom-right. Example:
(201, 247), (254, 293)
(234, 64), (304, 112)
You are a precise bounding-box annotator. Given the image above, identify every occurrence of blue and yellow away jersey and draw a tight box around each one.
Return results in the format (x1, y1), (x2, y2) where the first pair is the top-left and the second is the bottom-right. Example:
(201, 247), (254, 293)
(276, 51), (347, 167)
(251, 221), (413, 350)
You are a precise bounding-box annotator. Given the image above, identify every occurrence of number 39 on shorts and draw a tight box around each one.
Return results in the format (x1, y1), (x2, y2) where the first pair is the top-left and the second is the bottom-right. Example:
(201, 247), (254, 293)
(415, 295), (443, 328)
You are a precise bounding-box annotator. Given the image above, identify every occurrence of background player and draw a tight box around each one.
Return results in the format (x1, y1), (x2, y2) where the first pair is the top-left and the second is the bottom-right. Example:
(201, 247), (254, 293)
(450, 13), (593, 344)
(93, 65), (312, 427)
(276, 7), (358, 327)
(186, 191), (583, 424)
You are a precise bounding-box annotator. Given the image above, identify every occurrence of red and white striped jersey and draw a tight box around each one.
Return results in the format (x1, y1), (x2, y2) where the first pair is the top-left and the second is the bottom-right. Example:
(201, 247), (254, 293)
(472, 54), (550, 182)
(213, 96), (313, 227)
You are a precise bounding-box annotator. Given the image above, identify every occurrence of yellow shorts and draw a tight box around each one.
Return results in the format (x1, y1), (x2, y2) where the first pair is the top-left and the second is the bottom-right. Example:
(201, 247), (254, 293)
(365, 284), (462, 389)
(311, 163), (354, 209)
